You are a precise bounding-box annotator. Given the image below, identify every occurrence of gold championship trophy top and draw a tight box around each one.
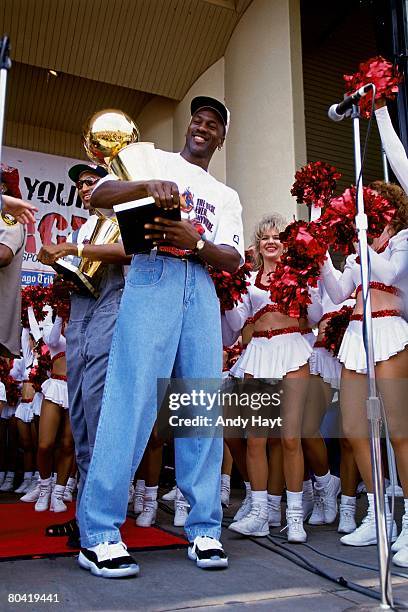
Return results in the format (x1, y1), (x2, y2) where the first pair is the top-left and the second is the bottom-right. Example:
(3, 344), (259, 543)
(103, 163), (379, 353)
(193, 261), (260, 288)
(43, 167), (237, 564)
(53, 109), (158, 297)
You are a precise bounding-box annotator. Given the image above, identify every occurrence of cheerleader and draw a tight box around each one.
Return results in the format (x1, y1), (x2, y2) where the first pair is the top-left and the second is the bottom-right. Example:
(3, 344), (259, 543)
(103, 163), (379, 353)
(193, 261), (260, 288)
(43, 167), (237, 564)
(0, 358), (19, 491)
(225, 214), (314, 542)
(320, 181), (408, 555)
(11, 329), (38, 494)
(304, 280), (357, 532)
(35, 312), (74, 512)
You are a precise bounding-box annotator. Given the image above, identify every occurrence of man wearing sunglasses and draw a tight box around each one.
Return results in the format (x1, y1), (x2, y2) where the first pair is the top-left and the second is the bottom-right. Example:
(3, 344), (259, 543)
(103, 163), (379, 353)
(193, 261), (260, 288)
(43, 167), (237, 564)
(38, 163), (131, 547)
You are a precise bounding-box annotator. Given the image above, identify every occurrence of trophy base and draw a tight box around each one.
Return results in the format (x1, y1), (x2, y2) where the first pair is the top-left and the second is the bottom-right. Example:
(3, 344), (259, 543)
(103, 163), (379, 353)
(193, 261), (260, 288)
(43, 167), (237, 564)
(52, 259), (100, 298)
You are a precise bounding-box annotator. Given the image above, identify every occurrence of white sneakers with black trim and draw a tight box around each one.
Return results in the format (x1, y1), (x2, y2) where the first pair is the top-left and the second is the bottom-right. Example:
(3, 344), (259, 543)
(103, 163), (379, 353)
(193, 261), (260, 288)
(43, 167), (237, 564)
(188, 536), (228, 569)
(78, 541), (139, 578)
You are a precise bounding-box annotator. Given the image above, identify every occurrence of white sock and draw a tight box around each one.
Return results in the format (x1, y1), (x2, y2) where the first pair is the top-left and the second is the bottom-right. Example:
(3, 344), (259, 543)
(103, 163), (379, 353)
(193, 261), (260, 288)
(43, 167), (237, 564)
(315, 471), (331, 489)
(286, 490), (303, 509)
(23, 471), (33, 480)
(221, 474), (231, 488)
(67, 477), (76, 487)
(251, 490), (268, 508)
(144, 485), (158, 501)
(366, 492), (390, 514)
(135, 479), (145, 490)
(53, 484), (65, 496)
(40, 476), (52, 486)
(244, 481), (251, 496)
(268, 494), (281, 507)
(341, 494), (356, 507)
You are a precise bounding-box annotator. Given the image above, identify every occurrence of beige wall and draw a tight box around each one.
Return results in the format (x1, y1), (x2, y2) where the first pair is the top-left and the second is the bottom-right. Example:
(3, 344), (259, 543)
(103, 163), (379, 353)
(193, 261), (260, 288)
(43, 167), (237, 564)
(136, 97), (175, 152)
(173, 58), (226, 183)
(225, 0), (306, 239)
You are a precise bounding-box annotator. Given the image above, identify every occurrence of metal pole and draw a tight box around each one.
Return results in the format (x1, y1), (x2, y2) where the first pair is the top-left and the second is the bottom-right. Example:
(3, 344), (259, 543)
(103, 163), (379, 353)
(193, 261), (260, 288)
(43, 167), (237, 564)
(0, 37), (11, 169)
(352, 103), (393, 609)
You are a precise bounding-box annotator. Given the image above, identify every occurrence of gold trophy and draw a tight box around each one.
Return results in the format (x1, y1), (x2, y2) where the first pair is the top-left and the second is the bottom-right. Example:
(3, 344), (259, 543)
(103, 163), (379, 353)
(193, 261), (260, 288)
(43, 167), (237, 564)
(52, 208), (121, 298)
(82, 108), (160, 185)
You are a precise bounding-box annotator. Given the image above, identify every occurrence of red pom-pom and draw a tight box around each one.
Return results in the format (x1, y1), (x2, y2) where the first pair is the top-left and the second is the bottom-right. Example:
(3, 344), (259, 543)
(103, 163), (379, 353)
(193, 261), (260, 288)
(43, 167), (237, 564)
(322, 306), (354, 356)
(21, 285), (52, 328)
(28, 341), (51, 392)
(209, 253), (252, 312)
(344, 56), (402, 119)
(48, 275), (73, 322)
(223, 342), (243, 371)
(0, 358), (20, 407)
(270, 221), (327, 319)
(291, 161), (341, 208)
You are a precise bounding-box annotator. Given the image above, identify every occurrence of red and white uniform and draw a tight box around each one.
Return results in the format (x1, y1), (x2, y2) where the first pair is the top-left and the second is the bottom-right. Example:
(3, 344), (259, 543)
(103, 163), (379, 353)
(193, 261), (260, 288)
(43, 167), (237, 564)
(41, 316), (68, 409)
(15, 329), (35, 423)
(321, 230), (408, 374)
(309, 278), (355, 388)
(224, 270), (315, 380)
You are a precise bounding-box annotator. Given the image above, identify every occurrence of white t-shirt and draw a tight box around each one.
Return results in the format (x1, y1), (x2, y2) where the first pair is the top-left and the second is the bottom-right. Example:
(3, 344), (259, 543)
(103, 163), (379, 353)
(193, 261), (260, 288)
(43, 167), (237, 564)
(95, 150), (245, 263)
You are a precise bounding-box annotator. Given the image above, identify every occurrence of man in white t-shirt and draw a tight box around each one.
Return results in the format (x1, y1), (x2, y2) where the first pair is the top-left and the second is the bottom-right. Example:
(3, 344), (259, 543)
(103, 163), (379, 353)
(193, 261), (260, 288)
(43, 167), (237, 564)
(77, 96), (244, 577)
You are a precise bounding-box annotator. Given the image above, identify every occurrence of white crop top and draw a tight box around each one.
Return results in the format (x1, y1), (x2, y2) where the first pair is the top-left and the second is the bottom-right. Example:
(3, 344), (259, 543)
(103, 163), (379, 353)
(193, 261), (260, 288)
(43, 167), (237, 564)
(225, 269), (322, 332)
(321, 229), (408, 316)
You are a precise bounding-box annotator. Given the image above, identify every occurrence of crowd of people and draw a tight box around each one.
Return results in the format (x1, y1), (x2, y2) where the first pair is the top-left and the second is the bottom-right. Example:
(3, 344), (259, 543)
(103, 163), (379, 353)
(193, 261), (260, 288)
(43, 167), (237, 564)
(0, 94), (408, 580)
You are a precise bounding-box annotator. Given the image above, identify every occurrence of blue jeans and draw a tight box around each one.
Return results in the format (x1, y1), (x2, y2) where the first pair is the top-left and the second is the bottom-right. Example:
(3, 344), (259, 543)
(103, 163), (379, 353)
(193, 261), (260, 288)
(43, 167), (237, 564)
(78, 252), (223, 547)
(66, 292), (122, 510)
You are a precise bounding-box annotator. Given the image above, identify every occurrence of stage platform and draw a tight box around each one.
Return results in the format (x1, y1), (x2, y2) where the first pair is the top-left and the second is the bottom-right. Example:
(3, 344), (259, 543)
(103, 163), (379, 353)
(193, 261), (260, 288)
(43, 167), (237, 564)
(1, 490), (408, 611)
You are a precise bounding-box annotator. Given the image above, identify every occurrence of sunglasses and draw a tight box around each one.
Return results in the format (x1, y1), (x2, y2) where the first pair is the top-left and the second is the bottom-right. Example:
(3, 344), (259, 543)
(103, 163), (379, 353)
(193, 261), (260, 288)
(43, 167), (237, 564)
(76, 177), (98, 190)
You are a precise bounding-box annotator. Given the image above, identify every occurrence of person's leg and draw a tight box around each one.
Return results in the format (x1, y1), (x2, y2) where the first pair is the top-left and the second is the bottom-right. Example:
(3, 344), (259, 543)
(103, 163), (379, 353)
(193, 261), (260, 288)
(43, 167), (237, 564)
(55, 410), (75, 486)
(37, 399), (62, 479)
(17, 420), (35, 473)
(78, 255), (184, 548)
(301, 377), (333, 477)
(172, 262), (224, 544)
(221, 442), (232, 506)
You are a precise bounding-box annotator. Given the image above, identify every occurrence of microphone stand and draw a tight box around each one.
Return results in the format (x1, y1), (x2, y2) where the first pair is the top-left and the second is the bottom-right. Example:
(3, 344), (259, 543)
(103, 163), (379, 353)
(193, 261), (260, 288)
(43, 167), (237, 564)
(347, 101), (393, 610)
(0, 36), (12, 210)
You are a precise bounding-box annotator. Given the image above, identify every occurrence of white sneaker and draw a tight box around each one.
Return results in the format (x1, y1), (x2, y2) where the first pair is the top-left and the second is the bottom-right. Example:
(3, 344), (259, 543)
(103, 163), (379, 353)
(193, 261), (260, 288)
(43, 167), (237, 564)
(14, 478), (32, 494)
(392, 513), (408, 553)
(340, 511), (397, 546)
(188, 536), (228, 569)
(228, 503), (269, 536)
(174, 489), (189, 527)
(357, 481), (367, 495)
(161, 485), (177, 501)
(128, 483), (135, 505)
(233, 493), (252, 521)
(302, 489), (314, 521)
(34, 481), (52, 512)
(63, 478), (77, 502)
(268, 501), (281, 527)
(0, 473), (5, 487)
(221, 482), (230, 508)
(309, 476), (340, 525)
(50, 489), (67, 513)
(392, 546), (408, 567)
(386, 484), (404, 498)
(133, 482), (145, 514)
(20, 481), (41, 502)
(78, 541), (139, 578)
(285, 507), (307, 543)
(0, 474), (14, 492)
(338, 504), (357, 534)
(135, 500), (157, 527)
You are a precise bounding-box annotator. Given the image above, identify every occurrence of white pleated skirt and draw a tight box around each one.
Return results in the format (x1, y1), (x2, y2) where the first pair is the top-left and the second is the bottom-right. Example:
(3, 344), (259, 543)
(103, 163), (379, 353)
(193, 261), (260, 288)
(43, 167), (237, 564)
(339, 316), (408, 374)
(0, 381), (6, 403)
(309, 346), (342, 389)
(32, 391), (44, 416)
(0, 405), (16, 420)
(235, 332), (312, 380)
(229, 348), (247, 379)
(15, 400), (34, 423)
(302, 331), (317, 348)
(41, 378), (69, 409)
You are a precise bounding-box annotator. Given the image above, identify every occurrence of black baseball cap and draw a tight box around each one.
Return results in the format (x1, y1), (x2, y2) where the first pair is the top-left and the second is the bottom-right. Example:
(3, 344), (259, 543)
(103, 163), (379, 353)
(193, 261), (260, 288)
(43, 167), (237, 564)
(190, 96), (230, 134)
(68, 163), (108, 184)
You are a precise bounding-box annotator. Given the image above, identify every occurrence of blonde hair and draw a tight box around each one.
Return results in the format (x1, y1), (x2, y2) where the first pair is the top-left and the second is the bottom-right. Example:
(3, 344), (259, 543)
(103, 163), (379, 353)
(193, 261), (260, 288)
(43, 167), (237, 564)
(252, 213), (287, 270)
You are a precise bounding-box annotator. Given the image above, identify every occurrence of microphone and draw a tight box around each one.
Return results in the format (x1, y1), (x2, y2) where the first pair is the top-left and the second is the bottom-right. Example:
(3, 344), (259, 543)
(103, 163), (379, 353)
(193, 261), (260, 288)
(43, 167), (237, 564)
(328, 84), (373, 122)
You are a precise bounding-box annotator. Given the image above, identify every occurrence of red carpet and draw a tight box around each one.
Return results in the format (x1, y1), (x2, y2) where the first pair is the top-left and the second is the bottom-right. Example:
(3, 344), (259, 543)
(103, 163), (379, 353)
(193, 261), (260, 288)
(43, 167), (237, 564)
(0, 503), (187, 561)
